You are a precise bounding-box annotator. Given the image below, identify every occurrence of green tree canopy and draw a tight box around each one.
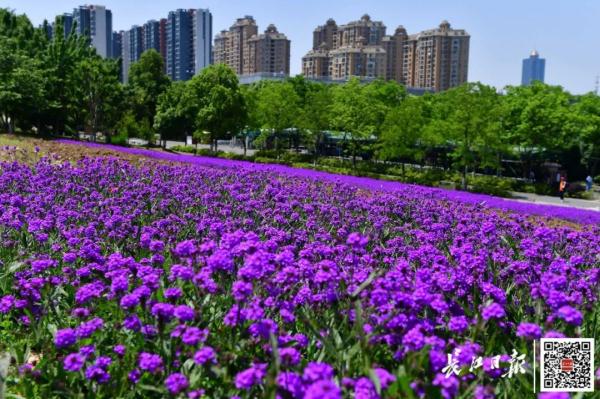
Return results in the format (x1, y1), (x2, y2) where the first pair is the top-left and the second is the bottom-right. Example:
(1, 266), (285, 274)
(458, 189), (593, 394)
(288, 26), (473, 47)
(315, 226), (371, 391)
(127, 49), (171, 129)
(188, 64), (247, 151)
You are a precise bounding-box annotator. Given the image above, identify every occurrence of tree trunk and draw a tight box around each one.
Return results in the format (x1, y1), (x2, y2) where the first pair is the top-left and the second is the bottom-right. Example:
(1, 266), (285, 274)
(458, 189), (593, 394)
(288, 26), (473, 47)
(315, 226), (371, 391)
(462, 164), (468, 191)
(243, 137), (247, 157)
(214, 139), (218, 153)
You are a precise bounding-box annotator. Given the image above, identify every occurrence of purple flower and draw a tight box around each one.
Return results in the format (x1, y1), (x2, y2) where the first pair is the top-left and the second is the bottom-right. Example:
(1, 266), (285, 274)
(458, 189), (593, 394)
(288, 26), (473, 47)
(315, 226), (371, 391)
(402, 325), (425, 351)
(113, 345), (126, 357)
(303, 362), (335, 383)
(193, 347), (216, 365)
(279, 347), (301, 366)
(354, 377), (378, 399)
(174, 305), (195, 322)
(128, 369), (141, 384)
(54, 328), (77, 349)
(63, 353), (85, 372)
(482, 302), (506, 320)
(138, 352), (163, 374)
(448, 316), (469, 333)
(174, 240), (196, 258)
(346, 232), (369, 249)
(182, 327), (208, 346)
(85, 365), (110, 384)
(374, 367), (396, 390)
(151, 302), (175, 321)
(165, 373), (189, 395)
(76, 317), (103, 339)
(0, 295), (15, 313)
(556, 306), (583, 326)
(120, 293), (140, 309)
(234, 363), (267, 390)
(277, 371), (305, 398)
(164, 287), (183, 300)
(516, 322), (542, 340)
(304, 380), (342, 399)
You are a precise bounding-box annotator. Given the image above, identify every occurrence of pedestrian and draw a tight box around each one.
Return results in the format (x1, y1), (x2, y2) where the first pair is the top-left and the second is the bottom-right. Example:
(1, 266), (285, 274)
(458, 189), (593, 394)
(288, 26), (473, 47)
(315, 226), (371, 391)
(585, 175), (593, 191)
(559, 176), (567, 202)
(529, 170), (535, 183)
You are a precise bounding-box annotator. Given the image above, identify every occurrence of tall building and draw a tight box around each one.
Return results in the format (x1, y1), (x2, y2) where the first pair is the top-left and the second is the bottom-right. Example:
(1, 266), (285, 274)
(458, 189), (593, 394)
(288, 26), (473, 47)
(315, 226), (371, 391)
(214, 17), (290, 76)
(72, 6), (91, 36)
(144, 20), (161, 53)
(214, 16), (258, 75)
(112, 31), (122, 60)
(192, 9), (213, 74)
(159, 18), (167, 64)
(166, 9), (192, 81)
(129, 25), (144, 64)
(522, 50), (545, 85)
(91, 5), (112, 57)
(70, 5), (113, 58)
(50, 13), (73, 39)
(61, 13), (74, 38)
(302, 17), (469, 91)
(121, 30), (131, 83)
(404, 20), (470, 91)
(247, 24), (290, 75)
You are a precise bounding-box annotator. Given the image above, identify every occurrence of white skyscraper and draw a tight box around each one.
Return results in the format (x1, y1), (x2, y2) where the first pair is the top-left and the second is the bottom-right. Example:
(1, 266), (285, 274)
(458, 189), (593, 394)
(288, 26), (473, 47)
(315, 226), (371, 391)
(70, 5), (113, 57)
(192, 9), (212, 75)
(121, 30), (131, 83)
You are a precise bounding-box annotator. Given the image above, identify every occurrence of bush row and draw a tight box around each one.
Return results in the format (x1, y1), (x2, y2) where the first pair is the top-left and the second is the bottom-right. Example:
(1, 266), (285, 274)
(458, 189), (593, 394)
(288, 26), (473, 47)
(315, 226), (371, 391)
(168, 147), (596, 199)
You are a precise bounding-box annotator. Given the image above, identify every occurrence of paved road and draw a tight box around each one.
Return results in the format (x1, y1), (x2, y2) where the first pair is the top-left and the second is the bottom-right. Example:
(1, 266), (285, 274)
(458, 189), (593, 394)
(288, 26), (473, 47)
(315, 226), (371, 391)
(510, 191), (600, 212)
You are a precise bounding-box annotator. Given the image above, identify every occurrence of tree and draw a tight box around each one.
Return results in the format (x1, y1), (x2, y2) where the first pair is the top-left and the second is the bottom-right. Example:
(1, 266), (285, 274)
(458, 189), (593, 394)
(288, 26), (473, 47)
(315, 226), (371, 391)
(75, 56), (123, 138)
(188, 64), (247, 152)
(42, 21), (96, 134)
(297, 83), (332, 162)
(154, 81), (196, 146)
(254, 81), (301, 154)
(425, 82), (502, 189)
(0, 37), (46, 133)
(330, 78), (377, 168)
(502, 82), (572, 153)
(570, 93), (600, 176)
(127, 49), (170, 129)
(379, 96), (427, 175)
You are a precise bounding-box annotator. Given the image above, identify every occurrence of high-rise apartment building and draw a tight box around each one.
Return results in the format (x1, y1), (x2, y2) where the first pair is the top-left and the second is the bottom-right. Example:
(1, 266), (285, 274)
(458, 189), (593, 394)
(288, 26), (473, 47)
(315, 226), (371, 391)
(129, 25), (144, 64)
(72, 6), (91, 36)
(51, 13), (74, 38)
(166, 9), (193, 81)
(214, 16), (258, 75)
(144, 20), (161, 53)
(213, 16), (290, 76)
(165, 9), (212, 81)
(112, 31), (122, 60)
(302, 16), (469, 91)
(89, 5), (112, 57)
(67, 5), (112, 57)
(521, 50), (545, 85)
(192, 9), (213, 75)
(247, 24), (290, 75)
(159, 18), (167, 64)
(121, 30), (131, 83)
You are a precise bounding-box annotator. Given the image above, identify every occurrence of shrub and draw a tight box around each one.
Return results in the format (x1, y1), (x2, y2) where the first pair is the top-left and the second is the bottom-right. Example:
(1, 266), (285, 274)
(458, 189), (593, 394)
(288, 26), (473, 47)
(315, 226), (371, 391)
(108, 131), (128, 146)
(469, 176), (513, 197)
(170, 145), (196, 154)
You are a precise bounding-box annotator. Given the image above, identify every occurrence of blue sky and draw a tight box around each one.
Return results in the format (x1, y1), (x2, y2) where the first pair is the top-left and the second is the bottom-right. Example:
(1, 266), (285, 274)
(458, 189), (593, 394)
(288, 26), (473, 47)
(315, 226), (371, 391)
(2, 0), (599, 94)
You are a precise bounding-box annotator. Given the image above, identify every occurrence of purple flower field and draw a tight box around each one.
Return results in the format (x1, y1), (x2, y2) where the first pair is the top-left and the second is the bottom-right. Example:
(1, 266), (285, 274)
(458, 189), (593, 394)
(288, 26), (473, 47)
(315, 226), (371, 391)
(0, 142), (598, 398)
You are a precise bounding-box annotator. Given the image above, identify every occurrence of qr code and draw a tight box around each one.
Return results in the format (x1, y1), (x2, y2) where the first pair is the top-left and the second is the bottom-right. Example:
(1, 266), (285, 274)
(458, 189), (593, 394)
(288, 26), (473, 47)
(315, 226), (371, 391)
(540, 338), (594, 392)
